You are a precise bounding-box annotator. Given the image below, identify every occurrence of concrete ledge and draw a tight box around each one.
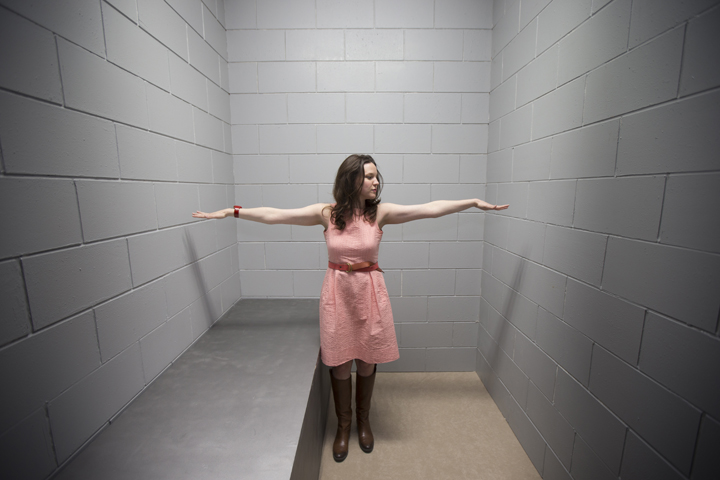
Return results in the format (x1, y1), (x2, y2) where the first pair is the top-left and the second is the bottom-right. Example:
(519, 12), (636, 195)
(54, 299), (329, 480)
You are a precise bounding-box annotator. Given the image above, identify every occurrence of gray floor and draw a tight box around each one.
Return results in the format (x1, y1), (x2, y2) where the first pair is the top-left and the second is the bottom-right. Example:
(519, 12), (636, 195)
(54, 299), (323, 480)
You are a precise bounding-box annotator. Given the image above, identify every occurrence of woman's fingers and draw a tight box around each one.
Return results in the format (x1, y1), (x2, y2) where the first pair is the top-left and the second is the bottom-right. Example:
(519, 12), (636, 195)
(494, 204), (510, 210)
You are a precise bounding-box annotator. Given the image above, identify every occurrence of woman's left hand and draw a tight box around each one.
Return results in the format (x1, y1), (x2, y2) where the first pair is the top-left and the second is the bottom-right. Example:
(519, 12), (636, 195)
(475, 200), (509, 211)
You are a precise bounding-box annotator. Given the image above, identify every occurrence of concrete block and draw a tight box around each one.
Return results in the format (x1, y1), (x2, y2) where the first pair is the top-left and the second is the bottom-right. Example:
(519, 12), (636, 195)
(543, 226), (607, 286)
(375, 125), (431, 153)
(186, 219), (219, 261)
(376, 62), (433, 92)
(317, 125), (373, 154)
(239, 270), (294, 296)
(216, 216), (237, 251)
(379, 242), (429, 269)
(430, 183), (485, 202)
(526, 381), (573, 468)
(507, 395), (548, 474)
(48, 343), (144, 462)
(316, 0), (374, 27)
(5, 0), (104, 56)
(618, 89), (720, 175)
(503, 19), (537, 81)
(499, 103), (532, 150)
(198, 184), (229, 214)
(402, 155), (459, 183)
(289, 93), (345, 124)
(620, 431), (685, 480)
(427, 296), (481, 322)
(227, 30), (284, 62)
(265, 243), (322, 269)
(629, 0), (718, 48)
(259, 62), (316, 93)
(464, 30), (492, 62)
(292, 270), (325, 297)
(570, 435), (617, 480)
(604, 237), (720, 331)
(426, 347), (476, 371)
(237, 220), (292, 242)
(346, 93), (402, 123)
(516, 44), (558, 107)
(693, 415), (720, 480)
(520, 0), (553, 28)
(526, 180), (575, 227)
(0, 177), (82, 260)
(493, 0), (519, 56)
(592, 0), (613, 12)
(346, 29), (403, 60)
(590, 345), (701, 474)
(202, 4), (227, 59)
(404, 30), (463, 61)
(103, 3), (170, 90)
(488, 118), (500, 152)
(495, 348), (530, 409)
(575, 176), (665, 241)
(0, 8), (62, 103)
(489, 76), (517, 122)
(228, 62), (258, 94)
(661, 173), (720, 253)
(375, 0), (434, 27)
(516, 335), (557, 401)
(487, 148), (512, 183)
(140, 307), (193, 380)
(0, 311), (100, 433)
(390, 296), (428, 322)
(23, 238), (132, 328)
(286, 30), (343, 61)
(402, 269), (456, 296)
(223, 121), (233, 153)
(76, 180), (157, 242)
(58, 38), (147, 127)
(379, 348), (426, 372)
(235, 155), (289, 184)
(554, 368), (627, 473)
(459, 155), (487, 184)
(0, 408), (56, 480)
(550, 119), (619, 179)
(231, 94), (287, 124)
(436, 0), (493, 28)
(458, 213), (484, 240)
(536, 0), (592, 54)
(433, 125), (488, 154)
(640, 312), (720, 419)
(375, 154), (404, 183)
(564, 279), (644, 364)
(455, 269), (482, 296)
(481, 266), (513, 318)
(221, 272), (241, 311)
(512, 138), (551, 182)
(532, 76), (585, 140)
(401, 322), (452, 348)
(207, 81), (231, 123)
(225, 0), (255, 28)
(288, 154), (342, 184)
(506, 218), (546, 264)
(166, 0), (203, 33)
(680, 6), (720, 97)
(382, 183), (432, 208)
(187, 28), (220, 85)
(556, 0), (630, 84)
(452, 323), (480, 347)
(137, 0), (187, 60)
(0, 259), (30, 346)
(238, 243), (265, 270)
(483, 213), (510, 248)
(233, 126), (261, 157)
(461, 93), (490, 123)
(318, 62), (375, 92)
(116, 125), (177, 181)
(169, 53), (208, 110)
(257, 125), (315, 154)
(584, 26), (684, 124)
(199, 248), (234, 290)
(127, 228), (187, 286)
(146, 85), (194, 141)
(155, 183), (200, 228)
(163, 265), (203, 316)
(405, 93), (461, 124)
(536, 308), (592, 386)
(259, 0), (317, 27)
(434, 62), (491, 92)
(193, 107), (225, 151)
(261, 184), (318, 208)
(0, 92), (119, 178)
(491, 53), (503, 93)
(176, 142), (213, 183)
(542, 448), (573, 480)
(429, 242), (482, 268)
(495, 182), (528, 219)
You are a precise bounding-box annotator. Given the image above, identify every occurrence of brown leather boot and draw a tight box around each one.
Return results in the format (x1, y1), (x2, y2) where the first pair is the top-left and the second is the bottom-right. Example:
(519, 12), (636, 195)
(355, 365), (376, 453)
(330, 369), (352, 462)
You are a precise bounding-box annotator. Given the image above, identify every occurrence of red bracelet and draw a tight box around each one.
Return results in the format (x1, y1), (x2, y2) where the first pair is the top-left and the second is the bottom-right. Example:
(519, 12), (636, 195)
(234, 205), (242, 218)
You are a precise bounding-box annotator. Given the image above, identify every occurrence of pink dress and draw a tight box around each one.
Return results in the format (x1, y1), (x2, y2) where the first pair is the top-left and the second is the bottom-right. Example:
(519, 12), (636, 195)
(320, 211), (400, 366)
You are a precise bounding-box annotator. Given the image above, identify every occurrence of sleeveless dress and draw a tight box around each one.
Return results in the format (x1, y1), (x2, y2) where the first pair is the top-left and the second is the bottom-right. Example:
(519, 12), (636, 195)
(320, 210), (400, 367)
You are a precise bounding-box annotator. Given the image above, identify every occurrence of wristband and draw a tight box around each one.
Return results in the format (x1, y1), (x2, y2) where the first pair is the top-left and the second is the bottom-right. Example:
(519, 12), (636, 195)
(233, 205), (242, 218)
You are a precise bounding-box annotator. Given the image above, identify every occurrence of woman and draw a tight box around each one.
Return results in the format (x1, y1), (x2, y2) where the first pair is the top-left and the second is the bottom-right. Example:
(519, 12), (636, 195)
(193, 154), (508, 463)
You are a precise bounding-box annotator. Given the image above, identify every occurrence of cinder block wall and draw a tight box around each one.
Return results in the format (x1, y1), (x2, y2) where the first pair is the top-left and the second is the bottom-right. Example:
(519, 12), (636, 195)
(0, 1), (238, 477)
(226, 0), (493, 372)
(479, 1), (720, 479)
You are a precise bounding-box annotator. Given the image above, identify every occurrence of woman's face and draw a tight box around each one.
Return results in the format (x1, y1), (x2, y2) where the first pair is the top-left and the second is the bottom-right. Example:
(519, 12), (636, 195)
(358, 162), (379, 202)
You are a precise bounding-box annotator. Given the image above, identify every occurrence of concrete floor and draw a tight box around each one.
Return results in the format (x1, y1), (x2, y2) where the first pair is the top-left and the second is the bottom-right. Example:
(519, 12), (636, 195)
(319, 372), (542, 480)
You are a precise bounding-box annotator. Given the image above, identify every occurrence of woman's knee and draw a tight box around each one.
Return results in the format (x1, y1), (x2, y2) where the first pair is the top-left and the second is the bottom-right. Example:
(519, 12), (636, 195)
(332, 360), (353, 380)
(355, 359), (375, 377)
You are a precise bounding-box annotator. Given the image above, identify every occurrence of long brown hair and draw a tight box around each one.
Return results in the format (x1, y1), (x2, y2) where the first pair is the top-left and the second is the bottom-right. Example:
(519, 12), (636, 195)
(330, 154), (383, 230)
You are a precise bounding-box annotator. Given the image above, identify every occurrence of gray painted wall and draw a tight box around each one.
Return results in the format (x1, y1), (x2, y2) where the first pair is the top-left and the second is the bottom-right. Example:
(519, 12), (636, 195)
(480, 1), (720, 479)
(0, 1), (238, 478)
(226, 0), (494, 372)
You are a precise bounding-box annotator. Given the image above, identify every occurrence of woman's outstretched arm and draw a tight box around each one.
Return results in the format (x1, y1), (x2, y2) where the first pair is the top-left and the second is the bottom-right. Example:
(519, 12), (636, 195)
(378, 199), (508, 228)
(192, 203), (330, 227)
